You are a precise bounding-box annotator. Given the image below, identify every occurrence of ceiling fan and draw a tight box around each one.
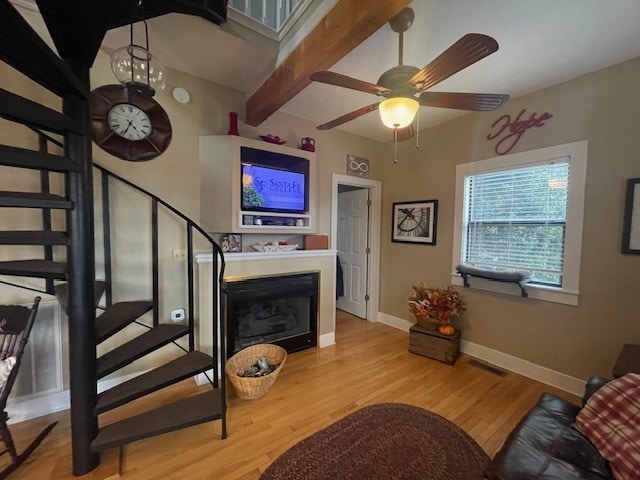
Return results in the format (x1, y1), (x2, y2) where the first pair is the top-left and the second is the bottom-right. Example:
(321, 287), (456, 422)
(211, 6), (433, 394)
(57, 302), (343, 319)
(309, 8), (509, 140)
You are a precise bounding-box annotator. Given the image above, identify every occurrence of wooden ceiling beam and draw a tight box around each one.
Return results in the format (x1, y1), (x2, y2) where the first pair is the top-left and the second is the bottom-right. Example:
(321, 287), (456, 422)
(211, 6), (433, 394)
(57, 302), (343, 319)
(245, 0), (411, 127)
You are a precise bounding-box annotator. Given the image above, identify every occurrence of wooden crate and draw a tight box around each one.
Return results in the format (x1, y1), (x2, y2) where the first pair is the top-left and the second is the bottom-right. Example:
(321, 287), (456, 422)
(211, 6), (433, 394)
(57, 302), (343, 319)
(409, 324), (461, 365)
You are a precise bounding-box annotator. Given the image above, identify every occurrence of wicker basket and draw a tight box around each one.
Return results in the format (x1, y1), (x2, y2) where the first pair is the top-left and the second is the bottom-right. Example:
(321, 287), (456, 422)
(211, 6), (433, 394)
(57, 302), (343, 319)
(414, 314), (440, 330)
(225, 344), (287, 400)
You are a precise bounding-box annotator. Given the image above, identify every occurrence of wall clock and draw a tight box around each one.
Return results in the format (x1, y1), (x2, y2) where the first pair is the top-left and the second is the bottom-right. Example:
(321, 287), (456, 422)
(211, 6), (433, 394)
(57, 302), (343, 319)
(89, 85), (172, 162)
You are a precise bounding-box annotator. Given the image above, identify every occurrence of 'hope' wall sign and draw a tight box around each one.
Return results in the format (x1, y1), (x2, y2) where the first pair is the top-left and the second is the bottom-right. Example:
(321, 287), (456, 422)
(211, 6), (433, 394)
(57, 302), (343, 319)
(487, 109), (553, 155)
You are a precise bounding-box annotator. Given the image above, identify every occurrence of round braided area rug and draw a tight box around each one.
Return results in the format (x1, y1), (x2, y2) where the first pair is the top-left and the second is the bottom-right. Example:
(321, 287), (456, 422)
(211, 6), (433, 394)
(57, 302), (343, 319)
(260, 403), (489, 480)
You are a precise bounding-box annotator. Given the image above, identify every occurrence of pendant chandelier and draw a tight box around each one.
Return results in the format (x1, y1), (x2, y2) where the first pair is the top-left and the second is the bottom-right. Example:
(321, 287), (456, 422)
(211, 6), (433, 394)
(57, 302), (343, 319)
(110, 19), (165, 98)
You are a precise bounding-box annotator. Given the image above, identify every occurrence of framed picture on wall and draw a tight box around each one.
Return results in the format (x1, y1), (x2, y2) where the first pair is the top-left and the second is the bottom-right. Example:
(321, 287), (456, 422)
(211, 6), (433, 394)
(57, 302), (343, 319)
(221, 233), (242, 252)
(621, 177), (640, 254)
(392, 200), (438, 245)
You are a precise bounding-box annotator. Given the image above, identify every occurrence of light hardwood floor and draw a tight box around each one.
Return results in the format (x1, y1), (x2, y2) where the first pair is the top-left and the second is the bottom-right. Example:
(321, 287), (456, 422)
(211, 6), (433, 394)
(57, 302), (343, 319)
(3, 311), (579, 479)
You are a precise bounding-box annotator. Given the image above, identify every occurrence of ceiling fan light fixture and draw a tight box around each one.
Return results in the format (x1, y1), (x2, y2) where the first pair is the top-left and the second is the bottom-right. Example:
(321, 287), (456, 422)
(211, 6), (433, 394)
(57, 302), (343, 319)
(379, 97), (419, 129)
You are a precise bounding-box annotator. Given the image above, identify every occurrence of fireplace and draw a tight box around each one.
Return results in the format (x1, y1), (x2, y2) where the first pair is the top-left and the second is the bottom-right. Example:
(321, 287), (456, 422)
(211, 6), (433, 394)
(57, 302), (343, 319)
(226, 272), (318, 357)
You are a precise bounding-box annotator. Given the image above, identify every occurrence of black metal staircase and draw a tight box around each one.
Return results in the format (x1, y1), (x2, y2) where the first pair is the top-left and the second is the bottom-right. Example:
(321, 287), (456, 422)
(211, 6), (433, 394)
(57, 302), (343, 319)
(0, 0), (228, 475)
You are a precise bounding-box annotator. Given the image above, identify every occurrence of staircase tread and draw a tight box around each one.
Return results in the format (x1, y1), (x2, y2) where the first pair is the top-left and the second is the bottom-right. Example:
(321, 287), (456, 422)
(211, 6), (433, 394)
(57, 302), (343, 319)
(95, 300), (153, 343)
(0, 259), (66, 279)
(0, 144), (80, 172)
(0, 230), (68, 245)
(0, 191), (64, 198)
(97, 324), (189, 379)
(96, 351), (213, 414)
(91, 389), (222, 451)
(54, 281), (106, 315)
(0, 191), (72, 208)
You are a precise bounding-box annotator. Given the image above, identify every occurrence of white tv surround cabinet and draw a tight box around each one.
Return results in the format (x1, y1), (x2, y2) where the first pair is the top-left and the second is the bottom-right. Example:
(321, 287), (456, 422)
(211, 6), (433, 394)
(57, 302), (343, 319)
(199, 135), (316, 234)
(196, 135), (336, 356)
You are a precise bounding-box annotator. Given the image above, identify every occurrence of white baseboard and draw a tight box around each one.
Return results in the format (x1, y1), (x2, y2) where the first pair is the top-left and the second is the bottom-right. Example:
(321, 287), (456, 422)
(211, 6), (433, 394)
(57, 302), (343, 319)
(10, 333), (346, 421)
(377, 311), (585, 397)
(7, 369), (152, 424)
(460, 340), (585, 396)
(378, 312), (413, 332)
(319, 332), (335, 348)
(7, 390), (70, 424)
(10, 313), (585, 424)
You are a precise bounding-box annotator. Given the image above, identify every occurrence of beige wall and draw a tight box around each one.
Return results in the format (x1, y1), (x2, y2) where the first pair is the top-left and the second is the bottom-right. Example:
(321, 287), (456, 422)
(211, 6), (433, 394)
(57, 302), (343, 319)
(376, 57), (640, 380)
(0, 30), (382, 384)
(5, 4), (640, 389)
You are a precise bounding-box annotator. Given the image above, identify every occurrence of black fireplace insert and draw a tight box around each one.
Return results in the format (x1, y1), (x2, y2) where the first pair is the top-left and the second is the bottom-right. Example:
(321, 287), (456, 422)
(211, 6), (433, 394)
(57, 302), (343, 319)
(225, 272), (318, 357)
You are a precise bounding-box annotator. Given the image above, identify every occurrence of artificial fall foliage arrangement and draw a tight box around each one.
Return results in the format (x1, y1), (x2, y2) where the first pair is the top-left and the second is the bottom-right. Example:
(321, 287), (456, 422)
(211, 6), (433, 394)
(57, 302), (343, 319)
(407, 285), (465, 327)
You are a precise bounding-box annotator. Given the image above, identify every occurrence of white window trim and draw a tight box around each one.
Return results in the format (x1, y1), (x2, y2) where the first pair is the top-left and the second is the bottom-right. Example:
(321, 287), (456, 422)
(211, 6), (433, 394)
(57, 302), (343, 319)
(451, 140), (588, 306)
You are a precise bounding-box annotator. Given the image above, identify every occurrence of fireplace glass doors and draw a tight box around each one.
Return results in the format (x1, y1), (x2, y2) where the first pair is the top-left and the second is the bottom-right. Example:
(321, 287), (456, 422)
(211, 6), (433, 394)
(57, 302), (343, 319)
(226, 272), (318, 356)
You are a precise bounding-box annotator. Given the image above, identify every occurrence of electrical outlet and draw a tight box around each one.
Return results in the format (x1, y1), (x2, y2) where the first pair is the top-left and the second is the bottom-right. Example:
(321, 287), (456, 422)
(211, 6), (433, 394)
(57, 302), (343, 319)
(172, 249), (186, 261)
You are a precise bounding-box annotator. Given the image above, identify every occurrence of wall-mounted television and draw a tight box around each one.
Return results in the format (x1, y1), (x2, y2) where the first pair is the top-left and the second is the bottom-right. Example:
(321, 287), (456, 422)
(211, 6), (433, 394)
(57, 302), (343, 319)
(240, 146), (309, 214)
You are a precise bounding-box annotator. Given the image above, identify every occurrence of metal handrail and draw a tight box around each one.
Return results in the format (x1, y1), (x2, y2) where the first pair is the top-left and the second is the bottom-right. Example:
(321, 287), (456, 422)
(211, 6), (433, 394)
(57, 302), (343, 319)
(94, 163), (227, 391)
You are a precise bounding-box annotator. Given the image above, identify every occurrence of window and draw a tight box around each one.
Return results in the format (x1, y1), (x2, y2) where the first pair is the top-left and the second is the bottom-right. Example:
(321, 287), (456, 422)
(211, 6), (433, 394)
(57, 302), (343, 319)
(229, 0), (305, 33)
(451, 141), (588, 305)
(464, 162), (569, 286)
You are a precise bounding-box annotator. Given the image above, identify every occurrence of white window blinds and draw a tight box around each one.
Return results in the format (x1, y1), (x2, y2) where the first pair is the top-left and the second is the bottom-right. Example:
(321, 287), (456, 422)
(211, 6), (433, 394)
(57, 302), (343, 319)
(463, 160), (570, 286)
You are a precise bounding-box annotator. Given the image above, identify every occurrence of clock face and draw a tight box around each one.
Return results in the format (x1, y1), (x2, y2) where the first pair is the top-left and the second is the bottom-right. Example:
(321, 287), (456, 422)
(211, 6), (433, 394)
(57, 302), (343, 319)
(396, 207), (429, 236)
(108, 104), (152, 140)
(90, 85), (172, 162)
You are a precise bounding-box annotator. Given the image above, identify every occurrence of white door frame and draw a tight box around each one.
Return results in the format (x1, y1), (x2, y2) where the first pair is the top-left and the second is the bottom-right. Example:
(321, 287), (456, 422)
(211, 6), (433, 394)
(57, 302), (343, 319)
(331, 173), (382, 322)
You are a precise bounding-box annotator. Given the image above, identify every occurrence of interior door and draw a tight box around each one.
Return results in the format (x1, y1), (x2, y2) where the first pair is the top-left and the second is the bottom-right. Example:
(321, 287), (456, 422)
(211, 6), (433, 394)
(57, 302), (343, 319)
(337, 187), (369, 318)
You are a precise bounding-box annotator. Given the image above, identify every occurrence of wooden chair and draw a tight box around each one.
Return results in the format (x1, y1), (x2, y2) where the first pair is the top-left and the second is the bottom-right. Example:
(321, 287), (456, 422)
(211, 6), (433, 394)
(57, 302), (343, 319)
(0, 297), (56, 479)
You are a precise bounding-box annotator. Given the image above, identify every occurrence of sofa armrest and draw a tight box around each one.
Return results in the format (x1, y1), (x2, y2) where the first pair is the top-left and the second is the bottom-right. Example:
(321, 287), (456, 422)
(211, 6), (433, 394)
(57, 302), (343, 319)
(582, 377), (610, 406)
(485, 392), (613, 480)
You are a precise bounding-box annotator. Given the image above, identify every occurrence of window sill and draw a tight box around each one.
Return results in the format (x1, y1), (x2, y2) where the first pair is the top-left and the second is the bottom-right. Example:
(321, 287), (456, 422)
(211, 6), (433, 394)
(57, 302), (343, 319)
(450, 274), (579, 306)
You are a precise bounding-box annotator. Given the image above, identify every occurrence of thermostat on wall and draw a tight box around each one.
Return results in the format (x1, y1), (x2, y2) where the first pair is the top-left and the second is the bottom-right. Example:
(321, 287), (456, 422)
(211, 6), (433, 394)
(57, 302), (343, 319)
(171, 308), (186, 322)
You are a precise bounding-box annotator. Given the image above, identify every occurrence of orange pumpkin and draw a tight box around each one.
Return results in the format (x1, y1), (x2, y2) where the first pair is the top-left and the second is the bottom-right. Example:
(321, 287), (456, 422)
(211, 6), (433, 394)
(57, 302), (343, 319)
(439, 324), (455, 336)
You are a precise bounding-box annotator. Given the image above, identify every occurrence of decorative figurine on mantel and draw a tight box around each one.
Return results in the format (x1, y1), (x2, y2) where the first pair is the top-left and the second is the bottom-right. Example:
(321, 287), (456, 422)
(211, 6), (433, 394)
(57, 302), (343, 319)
(300, 137), (315, 152)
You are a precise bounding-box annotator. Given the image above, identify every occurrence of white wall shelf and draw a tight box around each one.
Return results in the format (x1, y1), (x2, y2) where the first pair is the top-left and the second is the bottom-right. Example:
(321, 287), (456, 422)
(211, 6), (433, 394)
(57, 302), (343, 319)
(199, 135), (316, 234)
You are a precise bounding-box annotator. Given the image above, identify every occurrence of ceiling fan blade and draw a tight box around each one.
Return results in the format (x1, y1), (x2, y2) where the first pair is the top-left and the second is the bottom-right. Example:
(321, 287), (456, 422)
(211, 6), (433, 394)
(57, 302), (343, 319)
(419, 92), (509, 111)
(310, 71), (390, 96)
(397, 124), (414, 141)
(316, 103), (380, 130)
(409, 34), (499, 91)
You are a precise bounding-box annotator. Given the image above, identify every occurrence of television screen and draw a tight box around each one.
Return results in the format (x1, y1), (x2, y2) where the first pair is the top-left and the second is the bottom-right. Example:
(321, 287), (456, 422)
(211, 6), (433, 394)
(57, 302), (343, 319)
(242, 164), (306, 213)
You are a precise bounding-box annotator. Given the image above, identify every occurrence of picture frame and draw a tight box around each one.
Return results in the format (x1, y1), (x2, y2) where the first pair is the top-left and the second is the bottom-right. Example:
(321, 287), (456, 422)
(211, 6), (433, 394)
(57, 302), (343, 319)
(221, 233), (242, 253)
(621, 177), (640, 254)
(392, 200), (438, 245)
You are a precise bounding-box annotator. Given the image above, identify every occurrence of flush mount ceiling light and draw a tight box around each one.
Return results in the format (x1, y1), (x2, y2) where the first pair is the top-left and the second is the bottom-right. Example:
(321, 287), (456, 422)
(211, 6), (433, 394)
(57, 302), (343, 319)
(110, 19), (165, 98)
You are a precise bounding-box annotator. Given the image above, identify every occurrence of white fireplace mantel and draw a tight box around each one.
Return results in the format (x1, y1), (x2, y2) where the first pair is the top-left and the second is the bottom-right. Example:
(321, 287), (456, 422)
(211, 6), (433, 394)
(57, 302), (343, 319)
(195, 249), (337, 264)
(195, 250), (338, 357)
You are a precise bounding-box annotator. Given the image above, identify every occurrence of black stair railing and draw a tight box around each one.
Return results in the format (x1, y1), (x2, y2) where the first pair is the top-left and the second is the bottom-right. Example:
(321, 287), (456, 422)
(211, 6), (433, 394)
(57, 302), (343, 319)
(0, 129), (66, 297)
(1, 1), (228, 473)
(94, 163), (226, 386)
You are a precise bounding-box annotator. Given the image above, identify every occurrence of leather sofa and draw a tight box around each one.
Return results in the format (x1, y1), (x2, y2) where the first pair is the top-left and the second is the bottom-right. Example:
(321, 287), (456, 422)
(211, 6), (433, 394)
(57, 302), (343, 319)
(484, 377), (613, 480)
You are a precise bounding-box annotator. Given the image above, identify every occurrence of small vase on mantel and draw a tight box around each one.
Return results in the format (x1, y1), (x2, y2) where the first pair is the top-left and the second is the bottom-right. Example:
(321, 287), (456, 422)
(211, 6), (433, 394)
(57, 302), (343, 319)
(227, 111), (239, 136)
